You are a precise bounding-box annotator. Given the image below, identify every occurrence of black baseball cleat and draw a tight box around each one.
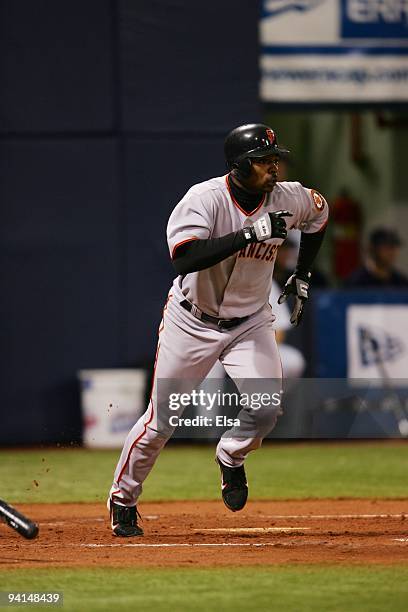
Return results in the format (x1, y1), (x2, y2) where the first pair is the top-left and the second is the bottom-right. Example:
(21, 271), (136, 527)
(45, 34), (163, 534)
(109, 500), (143, 537)
(217, 458), (248, 512)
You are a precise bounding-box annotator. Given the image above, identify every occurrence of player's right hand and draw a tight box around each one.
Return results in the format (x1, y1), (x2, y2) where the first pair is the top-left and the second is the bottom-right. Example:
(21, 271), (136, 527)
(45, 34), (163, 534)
(248, 210), (293, 242)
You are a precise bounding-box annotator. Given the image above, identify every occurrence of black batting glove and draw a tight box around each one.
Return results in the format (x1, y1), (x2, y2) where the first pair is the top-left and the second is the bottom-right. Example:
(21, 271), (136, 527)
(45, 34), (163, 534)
(278, 272), (311, 326)
(244, 210), (293, 243)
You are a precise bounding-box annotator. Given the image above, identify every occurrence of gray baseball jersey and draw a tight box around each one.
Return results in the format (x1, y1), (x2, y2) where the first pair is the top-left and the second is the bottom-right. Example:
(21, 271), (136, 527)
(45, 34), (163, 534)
(167, 175), (328, 318)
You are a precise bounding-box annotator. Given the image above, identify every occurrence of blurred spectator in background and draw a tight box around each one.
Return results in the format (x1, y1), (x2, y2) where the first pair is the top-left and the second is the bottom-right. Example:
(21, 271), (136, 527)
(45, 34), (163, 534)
(269, 279), (305, 378)
(344, 228), (408, 288)
(275, 232), (329, 290)
(274, 235), (298, 288)
(206, 277), (306, 381)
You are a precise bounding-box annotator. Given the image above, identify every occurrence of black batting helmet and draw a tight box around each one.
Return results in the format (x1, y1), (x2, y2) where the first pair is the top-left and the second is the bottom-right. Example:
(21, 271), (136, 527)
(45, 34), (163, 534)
(224, 123), (290, 178)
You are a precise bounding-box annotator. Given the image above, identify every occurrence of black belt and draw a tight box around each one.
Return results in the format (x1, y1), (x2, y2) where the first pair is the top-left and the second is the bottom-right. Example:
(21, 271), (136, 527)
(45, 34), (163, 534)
(180, 299), (249, 330)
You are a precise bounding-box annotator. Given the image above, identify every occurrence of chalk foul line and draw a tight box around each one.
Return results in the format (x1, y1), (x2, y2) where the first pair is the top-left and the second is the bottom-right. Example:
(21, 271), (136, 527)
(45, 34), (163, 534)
(258, 514), (407, 520)
(195, 527), (310, 533)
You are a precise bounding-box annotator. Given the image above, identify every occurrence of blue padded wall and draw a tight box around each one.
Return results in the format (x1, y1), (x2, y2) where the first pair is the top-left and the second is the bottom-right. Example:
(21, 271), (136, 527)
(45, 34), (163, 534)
(0, 0), (260, 443)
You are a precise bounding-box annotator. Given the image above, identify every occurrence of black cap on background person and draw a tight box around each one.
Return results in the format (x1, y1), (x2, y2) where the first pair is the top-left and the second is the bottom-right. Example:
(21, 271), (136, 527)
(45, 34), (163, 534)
(369, 228), (402, 249)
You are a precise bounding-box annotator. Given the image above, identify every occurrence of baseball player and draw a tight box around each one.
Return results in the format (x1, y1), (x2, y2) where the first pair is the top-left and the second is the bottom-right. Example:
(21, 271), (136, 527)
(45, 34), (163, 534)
(108, 124), (328, 536)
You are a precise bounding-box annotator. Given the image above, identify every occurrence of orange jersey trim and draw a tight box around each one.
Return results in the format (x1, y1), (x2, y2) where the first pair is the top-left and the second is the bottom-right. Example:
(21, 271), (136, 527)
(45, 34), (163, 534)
(115, 292), (173, 487)
(171, 236), (198, 259)
(158, 293), (173, 334)
(316, 218), (329, 233)
(115, 341), (161, 486)
(301, 218), (328, 235)
(226, 175), (266, 217)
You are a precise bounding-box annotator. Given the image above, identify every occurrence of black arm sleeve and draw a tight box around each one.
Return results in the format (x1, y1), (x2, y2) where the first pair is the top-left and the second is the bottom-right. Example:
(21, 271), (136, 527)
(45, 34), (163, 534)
(172, 230), (248, 275)
(295, 227), (327, 278)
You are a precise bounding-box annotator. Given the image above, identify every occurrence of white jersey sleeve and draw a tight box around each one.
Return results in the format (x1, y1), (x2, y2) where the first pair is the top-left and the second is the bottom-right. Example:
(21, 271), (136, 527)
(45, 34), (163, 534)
(166, 187), (214, 259)
(287, 183), (328, 234)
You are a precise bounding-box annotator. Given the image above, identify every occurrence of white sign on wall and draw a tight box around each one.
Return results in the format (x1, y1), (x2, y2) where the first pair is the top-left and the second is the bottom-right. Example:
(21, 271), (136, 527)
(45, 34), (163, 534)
(260, 0), (408, 103)
(347, 304), (408, 383)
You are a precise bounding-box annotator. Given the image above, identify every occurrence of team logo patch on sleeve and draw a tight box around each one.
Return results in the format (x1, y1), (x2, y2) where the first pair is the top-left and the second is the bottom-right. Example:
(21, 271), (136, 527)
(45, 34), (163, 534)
(310, 189), (325, 212)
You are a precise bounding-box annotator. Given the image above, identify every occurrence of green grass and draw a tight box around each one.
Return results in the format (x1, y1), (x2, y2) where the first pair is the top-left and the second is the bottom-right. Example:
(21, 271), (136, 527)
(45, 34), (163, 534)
(1, 447), (407, 611)
(0, 442), (406, 504)
(1, 566), (407, 612)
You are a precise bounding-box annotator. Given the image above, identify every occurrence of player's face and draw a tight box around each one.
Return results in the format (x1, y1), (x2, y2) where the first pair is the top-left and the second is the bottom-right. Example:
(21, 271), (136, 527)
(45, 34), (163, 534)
(247, 154), (280, 193)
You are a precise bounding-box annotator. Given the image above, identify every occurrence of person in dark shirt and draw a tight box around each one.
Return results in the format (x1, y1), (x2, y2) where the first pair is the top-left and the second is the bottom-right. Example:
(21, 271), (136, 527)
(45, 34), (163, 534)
(345, 228), (408, 288)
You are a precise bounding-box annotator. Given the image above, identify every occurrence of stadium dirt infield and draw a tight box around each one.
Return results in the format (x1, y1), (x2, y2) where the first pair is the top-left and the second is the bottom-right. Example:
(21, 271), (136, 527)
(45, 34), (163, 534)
(1, 500), (407, 568)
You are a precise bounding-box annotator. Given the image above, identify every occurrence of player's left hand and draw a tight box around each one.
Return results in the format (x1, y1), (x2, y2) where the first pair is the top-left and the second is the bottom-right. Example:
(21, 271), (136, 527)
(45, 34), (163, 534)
(278, 272), (311, 326)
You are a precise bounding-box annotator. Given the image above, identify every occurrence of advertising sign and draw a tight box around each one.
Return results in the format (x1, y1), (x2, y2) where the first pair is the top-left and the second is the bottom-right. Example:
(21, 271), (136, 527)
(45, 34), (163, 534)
(347, 304), (408, 382)
(260, 0), (408, 103)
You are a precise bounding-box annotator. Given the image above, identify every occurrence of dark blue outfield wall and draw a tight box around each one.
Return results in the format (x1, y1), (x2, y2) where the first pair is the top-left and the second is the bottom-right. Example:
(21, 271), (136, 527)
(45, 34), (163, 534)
(0, 0), (260, 444)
